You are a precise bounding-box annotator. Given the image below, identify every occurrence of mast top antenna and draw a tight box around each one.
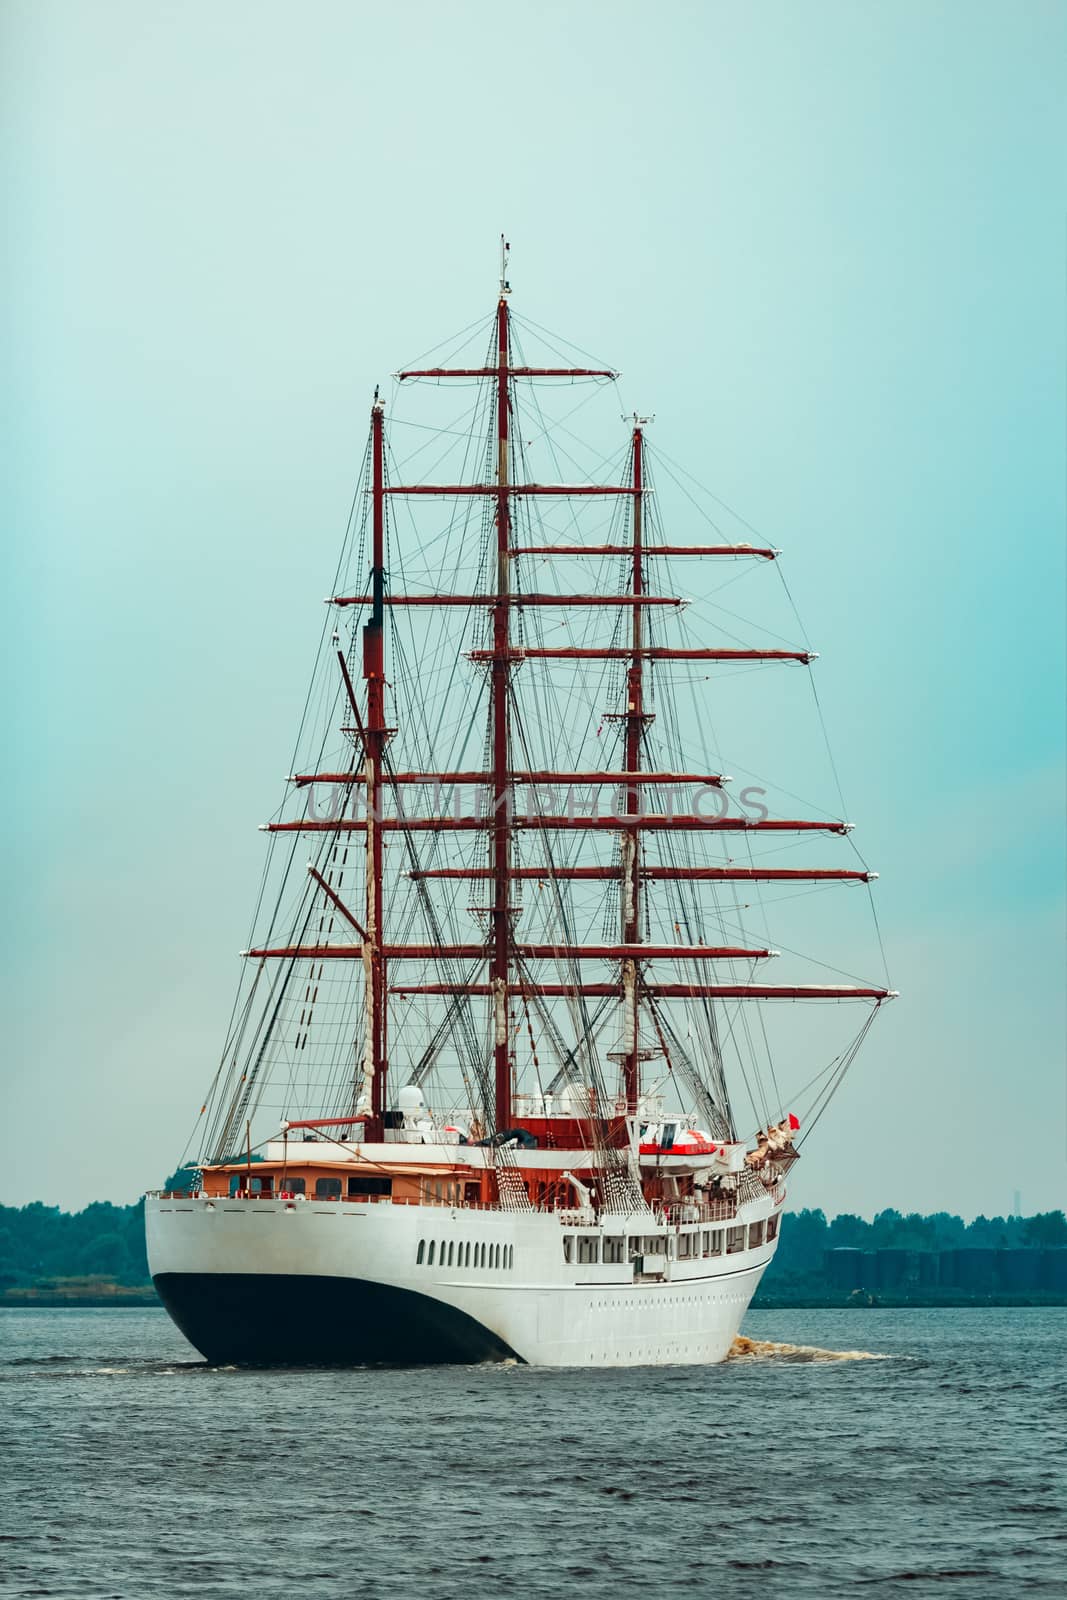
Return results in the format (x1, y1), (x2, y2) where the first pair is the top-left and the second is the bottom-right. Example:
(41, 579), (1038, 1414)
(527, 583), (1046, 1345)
(499, 234), (511, 297)
(626, 411), (655, 427)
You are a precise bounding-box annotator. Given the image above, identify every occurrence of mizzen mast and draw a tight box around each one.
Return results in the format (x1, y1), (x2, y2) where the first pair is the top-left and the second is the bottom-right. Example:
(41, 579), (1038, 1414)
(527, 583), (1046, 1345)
(363, 390), (388, 1140)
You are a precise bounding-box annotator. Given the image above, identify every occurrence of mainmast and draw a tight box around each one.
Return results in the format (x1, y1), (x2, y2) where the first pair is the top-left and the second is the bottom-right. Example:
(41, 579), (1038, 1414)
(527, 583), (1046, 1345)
(620, 422), (645, 1113)
(363, 391), (388, 1140)
(491, 247), (513, 1131)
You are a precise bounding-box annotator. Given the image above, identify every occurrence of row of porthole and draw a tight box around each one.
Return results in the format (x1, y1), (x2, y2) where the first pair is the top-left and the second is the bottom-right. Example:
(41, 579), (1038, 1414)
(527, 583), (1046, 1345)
(416, 1239), (514, 1270)
(588, 1294), (733, 1309)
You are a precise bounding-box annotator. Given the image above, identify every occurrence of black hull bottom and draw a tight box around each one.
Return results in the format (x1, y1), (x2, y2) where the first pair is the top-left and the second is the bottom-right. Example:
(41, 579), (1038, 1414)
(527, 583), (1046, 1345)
(153, 1272), (521, 1366)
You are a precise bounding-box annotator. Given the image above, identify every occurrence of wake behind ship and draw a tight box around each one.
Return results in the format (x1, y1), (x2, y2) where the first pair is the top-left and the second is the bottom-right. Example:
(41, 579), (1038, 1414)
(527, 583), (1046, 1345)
(147, 243), (894, 1366)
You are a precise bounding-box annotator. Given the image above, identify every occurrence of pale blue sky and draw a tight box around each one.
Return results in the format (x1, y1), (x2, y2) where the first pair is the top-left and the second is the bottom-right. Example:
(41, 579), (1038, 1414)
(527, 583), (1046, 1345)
(4, 0), (1065, 1213)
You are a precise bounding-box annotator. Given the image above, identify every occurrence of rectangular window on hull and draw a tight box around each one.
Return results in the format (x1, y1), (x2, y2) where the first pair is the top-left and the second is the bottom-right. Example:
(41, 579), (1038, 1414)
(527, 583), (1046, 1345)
(279, 1177), (306, 1196)
(603, 1238), (624, 1264)
(315, 1178), (342, 1198)
(767, 1214), (779, 1242)
(726, 1225), (746, 1255)
(577, 1237), (599, 1265)
(427, 1241), (435, 1265)
(677, 1235), (692, 1260)
(563, 1236), (574, 1263)
(748, 1220), (765, 1248)
(416, 1240), (425, 1265)
(709, 1229), (723, 1256)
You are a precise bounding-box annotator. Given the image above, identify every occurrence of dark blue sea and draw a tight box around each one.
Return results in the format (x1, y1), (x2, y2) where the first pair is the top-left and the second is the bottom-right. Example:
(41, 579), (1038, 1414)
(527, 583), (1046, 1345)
(1, 1306), (1063, 1598)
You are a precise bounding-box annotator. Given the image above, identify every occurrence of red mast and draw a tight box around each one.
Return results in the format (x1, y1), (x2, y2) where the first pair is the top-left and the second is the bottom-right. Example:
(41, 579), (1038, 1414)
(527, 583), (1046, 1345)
(363, 391), (388, 1140)
(620, 422), (646, 1114)
(491, 245), (513, 1131)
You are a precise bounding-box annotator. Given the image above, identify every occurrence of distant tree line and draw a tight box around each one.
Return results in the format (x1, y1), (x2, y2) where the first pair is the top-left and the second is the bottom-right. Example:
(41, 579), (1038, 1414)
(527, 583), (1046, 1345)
(761, 1206), (1067, 1282)
(0, 1200), (151, 1287)
(755, 1207), (1067, 1304)
(1, 1193), (1063, 1293)
(0, 1168), (194, 1290)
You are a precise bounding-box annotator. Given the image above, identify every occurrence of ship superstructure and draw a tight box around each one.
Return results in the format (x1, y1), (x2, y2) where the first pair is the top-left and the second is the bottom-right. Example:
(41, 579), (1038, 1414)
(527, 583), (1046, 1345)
(147, 245), (894, 1365)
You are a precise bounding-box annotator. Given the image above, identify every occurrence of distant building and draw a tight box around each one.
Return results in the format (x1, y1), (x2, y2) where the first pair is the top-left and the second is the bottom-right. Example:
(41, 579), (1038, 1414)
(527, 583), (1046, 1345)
(824, 1248), (866, 1289)
(996, 1249), (1042, 1291)
(1040, 1249), (1067, 1292)
(821, 1245), (1066, 1297)
(918, 1252), (940, 1287)
(941, 1249), (998, 1290)
(875, 1249), (918, 1289)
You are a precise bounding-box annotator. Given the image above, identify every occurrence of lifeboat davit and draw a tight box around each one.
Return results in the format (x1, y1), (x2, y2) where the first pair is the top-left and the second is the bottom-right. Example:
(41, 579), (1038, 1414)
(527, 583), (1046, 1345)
(638, 1125), (718, 1157)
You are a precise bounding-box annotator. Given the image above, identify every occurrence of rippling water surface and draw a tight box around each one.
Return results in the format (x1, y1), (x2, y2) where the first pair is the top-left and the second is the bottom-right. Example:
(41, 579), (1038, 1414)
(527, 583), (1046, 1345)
(2, 1306), (1063, 1598)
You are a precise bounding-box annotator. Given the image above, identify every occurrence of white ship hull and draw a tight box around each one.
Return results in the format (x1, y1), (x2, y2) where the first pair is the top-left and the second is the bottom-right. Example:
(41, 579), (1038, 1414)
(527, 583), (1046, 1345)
(146, 1187), (782, 1367)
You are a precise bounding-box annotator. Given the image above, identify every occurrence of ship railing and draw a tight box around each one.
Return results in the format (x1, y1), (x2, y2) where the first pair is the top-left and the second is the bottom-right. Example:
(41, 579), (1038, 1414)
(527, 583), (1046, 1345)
(163, 1189), (750, 1221)
(178, 1192), (505, 1208)
(656, 1199), (739, 1226)
(162, 1191), (754, 1222)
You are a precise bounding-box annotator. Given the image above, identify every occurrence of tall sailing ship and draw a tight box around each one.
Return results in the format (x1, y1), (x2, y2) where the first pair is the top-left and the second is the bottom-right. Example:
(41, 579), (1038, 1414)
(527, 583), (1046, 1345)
(147, 246), (895, 1365)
